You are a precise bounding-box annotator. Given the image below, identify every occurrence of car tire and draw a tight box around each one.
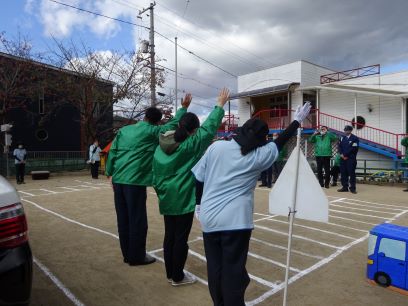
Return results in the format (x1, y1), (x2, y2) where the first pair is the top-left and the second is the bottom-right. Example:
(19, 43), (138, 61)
(374, 272), (391, 287)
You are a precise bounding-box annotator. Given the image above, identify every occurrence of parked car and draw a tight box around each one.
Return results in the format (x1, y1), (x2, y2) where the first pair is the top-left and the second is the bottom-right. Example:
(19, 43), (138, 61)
(0, 175), (32, 305)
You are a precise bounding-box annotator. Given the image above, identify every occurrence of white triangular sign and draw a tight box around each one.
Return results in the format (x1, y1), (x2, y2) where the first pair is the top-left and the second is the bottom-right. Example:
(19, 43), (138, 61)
(269, 149), (329, 223)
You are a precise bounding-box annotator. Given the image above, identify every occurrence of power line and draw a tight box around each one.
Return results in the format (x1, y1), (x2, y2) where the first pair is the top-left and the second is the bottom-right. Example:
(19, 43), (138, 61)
(48, 0), (237, 78)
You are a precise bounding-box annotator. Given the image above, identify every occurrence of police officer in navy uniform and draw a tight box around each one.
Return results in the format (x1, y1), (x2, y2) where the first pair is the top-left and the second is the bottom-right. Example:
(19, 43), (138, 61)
(338, 125), (359, 194)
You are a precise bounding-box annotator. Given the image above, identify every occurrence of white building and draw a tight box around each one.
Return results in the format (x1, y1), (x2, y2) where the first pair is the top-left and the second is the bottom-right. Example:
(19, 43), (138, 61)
(231, 60), (408, 165)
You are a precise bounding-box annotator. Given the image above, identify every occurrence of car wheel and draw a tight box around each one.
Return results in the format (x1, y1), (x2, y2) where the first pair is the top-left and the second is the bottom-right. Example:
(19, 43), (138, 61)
(374, 272), (391, 287)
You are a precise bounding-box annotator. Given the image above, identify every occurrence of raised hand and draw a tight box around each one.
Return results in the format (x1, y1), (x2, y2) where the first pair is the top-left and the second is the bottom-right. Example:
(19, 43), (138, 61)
(217, 88), (230, 108)
(181, 93), (192, 108)
(294, 101), (312, 123)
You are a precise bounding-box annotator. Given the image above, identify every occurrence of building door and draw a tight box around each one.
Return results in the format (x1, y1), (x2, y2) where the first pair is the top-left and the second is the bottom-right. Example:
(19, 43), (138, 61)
(303, 92), (317, 128)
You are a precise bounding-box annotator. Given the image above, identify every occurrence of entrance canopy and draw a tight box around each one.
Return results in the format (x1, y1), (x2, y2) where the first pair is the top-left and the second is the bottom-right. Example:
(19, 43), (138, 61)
(230, 83), (299, 100)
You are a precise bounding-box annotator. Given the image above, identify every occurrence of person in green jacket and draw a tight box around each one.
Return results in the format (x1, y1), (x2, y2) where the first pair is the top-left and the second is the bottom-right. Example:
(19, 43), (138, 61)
(105, 95), (191, 266)
(152, 88), (230, 286)
(401, 137), (408, 192)
(309, 125), (338, 188)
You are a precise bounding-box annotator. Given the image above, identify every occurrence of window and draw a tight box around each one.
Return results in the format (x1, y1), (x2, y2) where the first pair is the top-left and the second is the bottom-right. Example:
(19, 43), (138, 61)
(269, 94), (288, 118)
(38, 88), (45, 115)
(378, 238), (406, 261)
(352, 116), (366, 129)
(368, 234), (378, 256)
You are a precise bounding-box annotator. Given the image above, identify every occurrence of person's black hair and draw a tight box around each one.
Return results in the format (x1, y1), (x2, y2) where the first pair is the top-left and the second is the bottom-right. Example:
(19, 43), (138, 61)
(321, 125), (328, 130)
(145, 107), (163, 124)
(174, 112), (200, 143)
(233, 118), (269, 155)
(344, 125), (353, 131)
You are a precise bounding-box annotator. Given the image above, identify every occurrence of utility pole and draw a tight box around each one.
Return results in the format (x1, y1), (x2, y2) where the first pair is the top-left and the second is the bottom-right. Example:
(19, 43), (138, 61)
(175, 36), (178, 111)
(139, 2), (156, 106)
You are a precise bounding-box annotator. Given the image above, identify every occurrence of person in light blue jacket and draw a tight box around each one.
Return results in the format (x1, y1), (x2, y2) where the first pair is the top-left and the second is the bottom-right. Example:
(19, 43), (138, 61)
(192, 102), (311, 306)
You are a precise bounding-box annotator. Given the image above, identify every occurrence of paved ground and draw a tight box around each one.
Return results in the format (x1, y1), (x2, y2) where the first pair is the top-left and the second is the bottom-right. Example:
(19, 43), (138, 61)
(10, 174), (408, 306)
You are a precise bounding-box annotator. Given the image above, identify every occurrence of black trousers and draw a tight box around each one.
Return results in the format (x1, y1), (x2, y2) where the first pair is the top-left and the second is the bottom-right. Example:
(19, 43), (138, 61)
(340, 158), (357, 191)
(15, 163), (25, 183)
(272, 161), (284, 183)
(163, 212), (194, 282)
(316, 156), (331, 187)
(203, 230), (252, 306)
(113, 183), (147, 263)
(331, 165), (340, 184)
(261, 166), (272, 187)
(91, 161), (100, 179)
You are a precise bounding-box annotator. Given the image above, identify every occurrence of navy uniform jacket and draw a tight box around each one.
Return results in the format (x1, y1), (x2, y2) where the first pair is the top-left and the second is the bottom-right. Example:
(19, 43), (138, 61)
(338, 134), (359, 160)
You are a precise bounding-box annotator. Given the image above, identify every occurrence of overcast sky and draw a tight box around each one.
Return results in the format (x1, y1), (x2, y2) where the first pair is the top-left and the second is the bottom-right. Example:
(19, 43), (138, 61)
(2, 0), (408, 116)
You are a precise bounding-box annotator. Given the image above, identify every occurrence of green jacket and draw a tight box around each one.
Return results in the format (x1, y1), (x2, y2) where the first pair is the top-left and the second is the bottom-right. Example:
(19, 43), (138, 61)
(105, 107), (187, 186)
(152, 106), (225, 215)
(401, 137), (408, 162)
(333, 153), (341, 167)
(310, 132), (338, 157)
(277, 145), (287, 161)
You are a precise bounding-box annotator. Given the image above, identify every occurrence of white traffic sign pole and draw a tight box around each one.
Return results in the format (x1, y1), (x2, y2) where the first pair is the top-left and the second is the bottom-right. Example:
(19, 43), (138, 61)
(282, 127), (302, 306)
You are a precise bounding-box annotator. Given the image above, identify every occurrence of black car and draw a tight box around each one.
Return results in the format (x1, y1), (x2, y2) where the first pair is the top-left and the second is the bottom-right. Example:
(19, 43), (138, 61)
(0, 175), (32, 305)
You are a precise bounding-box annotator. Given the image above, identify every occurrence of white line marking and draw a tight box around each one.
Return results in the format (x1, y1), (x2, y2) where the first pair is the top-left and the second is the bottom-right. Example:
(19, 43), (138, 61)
(250, 237), (323, 260)
(22, 198), (205, 288)
(188, 249), (278, 289)
(246, 234), (368, 306)
(58, 187), (82, 191)
(325, 222), (368, 233)
(254, 225), (341, 249)
(264, 218), (356, 240)
(248, 252), (301, 273)
(254, 215), (277, 222)
(330, 209), (389, 220)
(330, 198), (346, 203)
(33, 257), (85, 306)
(18, 190), (35, 196)
(40, 189), (58, 194)
(330, 203), (396, 215)
(329, 215), (378, 226)
(341, 198), (407, 209)
(334, 201), (404, 212)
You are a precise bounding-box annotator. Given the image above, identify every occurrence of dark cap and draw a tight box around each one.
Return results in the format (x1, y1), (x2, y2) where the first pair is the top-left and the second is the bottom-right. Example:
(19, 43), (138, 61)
(233, 118), (269, 155)
(344, 125), (353, 132)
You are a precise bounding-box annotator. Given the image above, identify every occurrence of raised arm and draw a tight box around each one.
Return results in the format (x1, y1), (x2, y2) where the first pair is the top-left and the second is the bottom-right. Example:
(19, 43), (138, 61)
(158, 93), (192, 134)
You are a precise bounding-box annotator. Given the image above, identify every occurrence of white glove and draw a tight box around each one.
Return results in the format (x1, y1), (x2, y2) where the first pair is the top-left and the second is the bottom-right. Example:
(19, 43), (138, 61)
(195, 205), (200, 221)
(294, 101), (312, 123)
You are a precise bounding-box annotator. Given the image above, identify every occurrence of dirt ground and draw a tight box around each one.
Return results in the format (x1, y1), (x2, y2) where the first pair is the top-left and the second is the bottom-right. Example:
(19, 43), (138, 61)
(10, 173), (408, 306)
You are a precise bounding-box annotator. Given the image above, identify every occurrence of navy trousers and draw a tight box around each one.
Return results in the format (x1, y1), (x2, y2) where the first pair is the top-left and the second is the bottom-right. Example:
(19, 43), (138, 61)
(163, 212), (194, 282)
(261, 166), (272, 187)
(340, 158), (357, 191)
(113, 183), (147, 263)
(203, 230), (252, 306)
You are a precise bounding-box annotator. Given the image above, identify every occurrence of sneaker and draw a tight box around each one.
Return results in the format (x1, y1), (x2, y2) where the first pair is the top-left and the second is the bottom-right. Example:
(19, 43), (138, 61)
(331, 183), (337, 187)
(337, 188), (348, 192)
(171, 273), (197, 286)
(258, 184), (267, 187)
(350, 190), (357, 194)
(403, 189), (408, 192)
(325, 185), (330, 189)
(167, 278), (172, 283)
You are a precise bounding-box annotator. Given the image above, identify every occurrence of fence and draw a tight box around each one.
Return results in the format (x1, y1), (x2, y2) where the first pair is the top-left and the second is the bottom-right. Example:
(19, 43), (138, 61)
(0, 151), (88, 177)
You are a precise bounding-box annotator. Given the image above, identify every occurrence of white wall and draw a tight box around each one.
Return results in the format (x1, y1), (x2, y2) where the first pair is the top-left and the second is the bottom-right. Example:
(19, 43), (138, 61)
(238, 98), (251, 126)
(300, 61), (334, 87)
(237, 61), (302, 92)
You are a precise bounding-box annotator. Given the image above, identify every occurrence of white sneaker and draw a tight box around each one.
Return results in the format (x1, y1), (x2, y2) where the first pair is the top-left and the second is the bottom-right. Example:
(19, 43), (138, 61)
(167, 278), (172, 283)
(171, 273), (197, 286)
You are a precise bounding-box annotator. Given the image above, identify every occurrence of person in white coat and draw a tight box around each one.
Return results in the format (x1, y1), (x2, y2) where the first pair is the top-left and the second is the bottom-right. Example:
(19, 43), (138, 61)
(89, 139), (102, 179)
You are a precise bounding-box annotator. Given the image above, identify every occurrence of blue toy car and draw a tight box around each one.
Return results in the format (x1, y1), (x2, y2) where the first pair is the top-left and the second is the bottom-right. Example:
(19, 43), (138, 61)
(367, 223), (408, 294)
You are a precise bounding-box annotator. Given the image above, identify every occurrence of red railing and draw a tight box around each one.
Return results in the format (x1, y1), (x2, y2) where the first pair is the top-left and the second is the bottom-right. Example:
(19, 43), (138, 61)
(249, 108), (407, 158)
(218, 114), (239, 132)
(252, 108), (319, 130)
(320, 64), (380, 84)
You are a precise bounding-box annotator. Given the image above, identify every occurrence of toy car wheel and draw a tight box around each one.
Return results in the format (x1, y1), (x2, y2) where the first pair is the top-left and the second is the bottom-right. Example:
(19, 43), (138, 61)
(374, 272), (391, 287)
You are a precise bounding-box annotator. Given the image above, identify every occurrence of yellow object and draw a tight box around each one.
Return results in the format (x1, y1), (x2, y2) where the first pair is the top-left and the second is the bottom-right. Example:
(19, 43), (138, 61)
(367, 259), (374, 265)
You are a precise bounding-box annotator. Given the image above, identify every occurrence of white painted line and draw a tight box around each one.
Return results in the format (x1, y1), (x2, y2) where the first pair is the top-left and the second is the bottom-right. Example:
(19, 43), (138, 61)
(58, 187), (82, 191)
(342, 198), (407, 209)
(40, 189), (59, 194)
(254, 215), (278, 222)
(248, 252), (301, 273)
(246, 234), (369, 306)
(188, 249), (278, 289)
(329, 198), (346, 203)
(330, 209), (389, 220)
(149, 237), (202, 254)
(330, 203), (396, 215)
(33, 256), (85, 306)
(334, 200), (404, 212)
(264, 218), (356, 240)
(329, 215), (378, 226)
(79, 185), (101, 189)
(325, 222), (368, 233)
(254, 225), (341, 249)
(250, 237), (323, 260)
(22, 198), (205, 288)
(18, 190), (35, 196)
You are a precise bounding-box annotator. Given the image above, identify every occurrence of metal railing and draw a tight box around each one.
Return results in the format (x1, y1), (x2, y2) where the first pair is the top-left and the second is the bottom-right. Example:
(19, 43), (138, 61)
(0, 151), (88, 177)
(320, 64), (380, 84)
(252, 108), (319, 130)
